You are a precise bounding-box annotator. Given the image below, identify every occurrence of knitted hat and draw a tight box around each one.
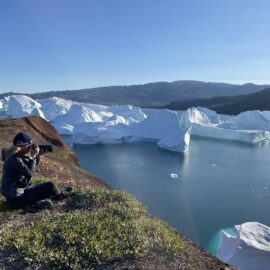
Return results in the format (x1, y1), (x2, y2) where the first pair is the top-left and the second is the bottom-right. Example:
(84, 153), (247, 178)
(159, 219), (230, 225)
(13, 132), (32, 146)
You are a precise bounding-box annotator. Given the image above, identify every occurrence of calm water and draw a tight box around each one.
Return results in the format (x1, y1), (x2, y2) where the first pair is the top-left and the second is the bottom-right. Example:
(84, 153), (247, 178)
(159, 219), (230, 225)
(62, 135), (270, 254)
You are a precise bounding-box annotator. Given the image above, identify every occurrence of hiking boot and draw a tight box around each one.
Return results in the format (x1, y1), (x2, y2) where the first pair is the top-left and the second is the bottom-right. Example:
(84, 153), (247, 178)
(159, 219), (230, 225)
(65, 186), (74, 193)
(52, 191), (68, 201)
(27, 199), (53, 213)
(52, 186), (73, 202)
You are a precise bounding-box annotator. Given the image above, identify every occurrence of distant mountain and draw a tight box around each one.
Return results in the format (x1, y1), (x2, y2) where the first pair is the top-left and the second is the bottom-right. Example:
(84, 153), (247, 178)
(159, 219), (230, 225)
(160, 87), (270, 115)
(0, 81), (269, 107)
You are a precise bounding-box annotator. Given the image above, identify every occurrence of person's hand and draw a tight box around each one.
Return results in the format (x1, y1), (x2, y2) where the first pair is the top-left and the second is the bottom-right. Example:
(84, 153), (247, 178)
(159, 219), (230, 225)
(30, 145), (40, 158)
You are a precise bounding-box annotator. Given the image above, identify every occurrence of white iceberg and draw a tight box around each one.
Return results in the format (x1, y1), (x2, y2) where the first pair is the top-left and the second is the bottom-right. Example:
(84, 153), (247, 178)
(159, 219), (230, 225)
(181, 107), (221, 127)
(53, 103), (104, 125)
(73, 108), (190, 152)
(73, 115), (132, 144)
(181, 107), (270, 143)
(131, 109), (183, 141)
(190, 124), (269, 143)
(52, 103), (113, 135)
(53, 123), (74, 135)
(4, 95), (45, 119)
(53, 103), (112, 124)
(38, 97), (74, 121)
(262, 110), (270, 120)
(0, 99), (6, 112)
(217, 222), (270, 270)
(2, 93), (270, 149)
(220, 110), (270, 131)
(108, 104), (147, 124)
(158, 127), (191, 152)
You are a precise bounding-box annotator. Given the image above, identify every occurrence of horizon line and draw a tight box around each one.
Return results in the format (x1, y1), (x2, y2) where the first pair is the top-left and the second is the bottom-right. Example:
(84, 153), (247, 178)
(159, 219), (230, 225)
(1, 79), (270, 94)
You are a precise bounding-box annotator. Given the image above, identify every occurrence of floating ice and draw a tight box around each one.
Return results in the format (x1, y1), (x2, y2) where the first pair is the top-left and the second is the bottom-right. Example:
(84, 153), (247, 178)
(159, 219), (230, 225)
(220, 110), (270, 131)
(158, 127), (191, 153)
(38, 97), (74, 121)
(108, 104), (147, 123)
(181, 107), (221, 127)
(0, 99), (6, 112)
(1, 94), (270, 149)
(181, 107), (270, 143)
(4, 95), (45, 119)
(217, 222), (270, 270)
(72, 108), (190, 152)
(53, 123), (74, 135)
(53, 103), (106, 125)
(170, 173), (178, 178)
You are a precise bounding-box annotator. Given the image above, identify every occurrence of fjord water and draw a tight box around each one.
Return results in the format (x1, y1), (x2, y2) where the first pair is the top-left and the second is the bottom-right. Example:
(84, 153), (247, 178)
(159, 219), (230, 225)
(62, 135), (270, 254)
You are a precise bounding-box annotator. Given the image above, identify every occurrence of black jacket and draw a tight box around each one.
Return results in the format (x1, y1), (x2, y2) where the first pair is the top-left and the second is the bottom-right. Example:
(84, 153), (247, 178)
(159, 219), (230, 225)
(1, 153), (39, 198)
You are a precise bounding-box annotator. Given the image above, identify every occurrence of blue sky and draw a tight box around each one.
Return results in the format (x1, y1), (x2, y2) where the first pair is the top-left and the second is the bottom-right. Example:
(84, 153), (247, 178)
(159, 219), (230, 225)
(0, 0), (270, 93)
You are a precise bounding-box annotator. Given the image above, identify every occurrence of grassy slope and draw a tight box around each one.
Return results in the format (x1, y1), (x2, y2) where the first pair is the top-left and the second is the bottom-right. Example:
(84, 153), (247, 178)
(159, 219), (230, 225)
(0, 116), (234, 269)
(0, 179), (234, 270)
(0, 186), (187, 269)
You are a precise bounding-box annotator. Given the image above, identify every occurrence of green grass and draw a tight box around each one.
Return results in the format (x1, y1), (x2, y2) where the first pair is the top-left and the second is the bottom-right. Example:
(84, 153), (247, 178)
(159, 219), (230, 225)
(51, 149), (74, 162)
(0, 188), (188, 269)
(31, 177), (57, 186)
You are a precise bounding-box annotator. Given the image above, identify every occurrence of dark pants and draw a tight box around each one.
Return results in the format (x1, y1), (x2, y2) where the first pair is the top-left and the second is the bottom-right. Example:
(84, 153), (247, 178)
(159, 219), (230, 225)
(6, 181), (61, 206)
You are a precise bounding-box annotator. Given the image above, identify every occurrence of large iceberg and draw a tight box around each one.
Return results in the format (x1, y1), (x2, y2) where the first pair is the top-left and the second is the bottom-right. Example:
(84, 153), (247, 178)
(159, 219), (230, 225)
(72, 108), (190, 152)
(108, 104), (147, 124)
(53, 103), (105, 125)
(73, 115), (132, 144)
(53, 123), (74, 135)
(4, 95), (45, 119)
(1, 94), (270, 149)
(217, 222), (270, 270)
(52, 103), (112, 134)
(181, 107), (221, 127)
(181, 107), (270, 143)
(157, 127), (191, 152)
(132, 109), (182, 141)
(0, 99), (6, 112)
(220, 110), (270, 131)
(38, 97), (74, 121)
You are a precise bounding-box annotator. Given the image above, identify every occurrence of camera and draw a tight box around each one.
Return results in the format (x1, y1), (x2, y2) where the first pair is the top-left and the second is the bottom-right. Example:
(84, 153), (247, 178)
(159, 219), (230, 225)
(31, 144), (53, 154)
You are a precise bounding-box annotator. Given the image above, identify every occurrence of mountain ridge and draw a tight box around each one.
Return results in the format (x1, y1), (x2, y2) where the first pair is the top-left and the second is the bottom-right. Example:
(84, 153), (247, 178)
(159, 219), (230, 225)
(159, 87), (270, 115)
(1, 80), (269, 107)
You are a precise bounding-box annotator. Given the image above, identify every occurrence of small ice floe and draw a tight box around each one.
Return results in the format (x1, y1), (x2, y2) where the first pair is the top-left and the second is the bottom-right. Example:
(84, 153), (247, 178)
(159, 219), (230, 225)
(211, 163), (216, 167)
(170, 173), (178, 179)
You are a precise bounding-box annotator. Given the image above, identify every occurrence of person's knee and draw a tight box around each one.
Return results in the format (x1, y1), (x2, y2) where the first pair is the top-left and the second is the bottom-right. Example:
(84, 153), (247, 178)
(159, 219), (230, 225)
(46, 181), (60, 194)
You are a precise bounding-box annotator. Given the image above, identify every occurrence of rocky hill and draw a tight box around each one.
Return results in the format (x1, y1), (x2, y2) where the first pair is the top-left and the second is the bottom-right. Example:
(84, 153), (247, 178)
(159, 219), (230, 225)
(160, 88), (270, 115)
(0, 116), (234, 269)
(1, 80), (269, 107)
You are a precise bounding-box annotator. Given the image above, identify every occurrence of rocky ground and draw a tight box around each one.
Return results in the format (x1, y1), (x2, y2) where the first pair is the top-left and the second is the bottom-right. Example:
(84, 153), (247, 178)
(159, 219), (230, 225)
(0, 116), (236, 270)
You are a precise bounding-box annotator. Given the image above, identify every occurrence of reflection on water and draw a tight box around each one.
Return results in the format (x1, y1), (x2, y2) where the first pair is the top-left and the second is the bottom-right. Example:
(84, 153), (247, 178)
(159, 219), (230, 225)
(62, 135), (270, 254)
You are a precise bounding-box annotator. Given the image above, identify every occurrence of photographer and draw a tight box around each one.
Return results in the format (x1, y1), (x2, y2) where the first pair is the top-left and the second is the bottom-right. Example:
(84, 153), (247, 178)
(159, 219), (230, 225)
(0, 132), (66, 207)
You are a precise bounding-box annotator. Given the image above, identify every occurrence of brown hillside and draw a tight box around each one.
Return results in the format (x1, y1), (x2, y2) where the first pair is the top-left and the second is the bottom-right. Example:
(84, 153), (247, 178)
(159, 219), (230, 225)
(0, 116), (107, 189)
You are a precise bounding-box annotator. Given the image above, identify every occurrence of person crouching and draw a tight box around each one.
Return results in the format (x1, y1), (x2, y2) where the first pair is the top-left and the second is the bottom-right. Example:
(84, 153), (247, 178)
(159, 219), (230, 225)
(0, 132), (66, 207)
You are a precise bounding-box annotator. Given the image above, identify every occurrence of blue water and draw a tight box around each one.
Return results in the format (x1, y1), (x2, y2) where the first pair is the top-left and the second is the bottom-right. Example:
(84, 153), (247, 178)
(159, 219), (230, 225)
(62, 136), (270, 254)
(208, 227), (239, 255)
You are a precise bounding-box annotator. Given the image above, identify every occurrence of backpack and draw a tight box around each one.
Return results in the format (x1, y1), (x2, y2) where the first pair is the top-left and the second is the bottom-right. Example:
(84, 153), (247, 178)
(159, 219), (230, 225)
(1, 148), (9, 162)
